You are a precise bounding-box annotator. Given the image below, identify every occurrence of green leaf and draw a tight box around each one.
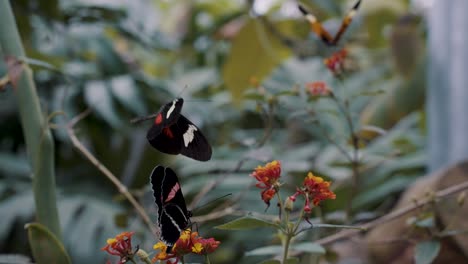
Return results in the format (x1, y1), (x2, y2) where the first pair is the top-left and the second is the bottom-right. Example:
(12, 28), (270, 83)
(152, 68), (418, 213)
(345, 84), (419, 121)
(215, 216), (278, 230)
(414, 240), (440, 264)
(0, 152), (30, 178)
(246, 245), (282, 256)
(0, 254), (33, 264)
(285, 257), (299, 264)
(310, 224), (364, 231)
(259, 260), (281, 264)
(413, 216), (435, 228)
(84, 80), (122, 128)
(169, 67), (218, 93)
(26, 223), (72, 264)
(109, 75), (146, 116)
(352, 176), (415, 209)
(222, 19), (294, 103)
(291, 242), (326, 255)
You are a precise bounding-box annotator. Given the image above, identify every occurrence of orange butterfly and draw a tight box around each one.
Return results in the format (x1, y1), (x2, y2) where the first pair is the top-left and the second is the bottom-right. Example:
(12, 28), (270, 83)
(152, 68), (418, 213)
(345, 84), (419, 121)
(298, 0), (362, 46)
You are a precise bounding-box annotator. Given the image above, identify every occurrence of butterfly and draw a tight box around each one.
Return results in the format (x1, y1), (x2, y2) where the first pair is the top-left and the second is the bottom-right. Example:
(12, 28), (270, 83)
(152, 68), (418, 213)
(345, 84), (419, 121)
(298, 0), (362, 46)
(145, 98), (212, 161)
(150, 165), (192, 252)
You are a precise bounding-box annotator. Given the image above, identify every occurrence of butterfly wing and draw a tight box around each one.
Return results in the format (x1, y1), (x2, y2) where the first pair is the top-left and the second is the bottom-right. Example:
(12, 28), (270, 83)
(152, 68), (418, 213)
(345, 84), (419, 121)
(150, 166), (191, 252)
(176, 115), (212, 161)
(150, 165), (166, 217)
(147, 122), (184, 155)
(298, 0), (361, 46)
(159, 203), (191, 252)
(146, 98), (184, 143)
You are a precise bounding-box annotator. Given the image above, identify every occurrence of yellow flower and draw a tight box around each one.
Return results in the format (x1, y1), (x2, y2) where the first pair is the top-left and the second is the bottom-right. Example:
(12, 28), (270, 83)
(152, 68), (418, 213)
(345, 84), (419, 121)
(179, 229), (191, 242)
(307, 172), (324, 183)
(154, 251), (167, 260)
(153, 241), (167, 251)
(106, 238), (117, 246)
(192, 242), (203, 254)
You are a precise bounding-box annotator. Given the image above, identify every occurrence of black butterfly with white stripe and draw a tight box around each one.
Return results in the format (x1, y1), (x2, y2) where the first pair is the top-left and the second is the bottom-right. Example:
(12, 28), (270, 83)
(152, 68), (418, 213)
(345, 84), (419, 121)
(150, 165), (192, 252)
(146, 98), (212, 161)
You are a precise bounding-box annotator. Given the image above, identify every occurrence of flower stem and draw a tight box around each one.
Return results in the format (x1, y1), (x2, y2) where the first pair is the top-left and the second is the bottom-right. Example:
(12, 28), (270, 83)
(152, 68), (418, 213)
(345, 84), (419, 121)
(205, 255), (211, 264)
(282, 233), (292, 264)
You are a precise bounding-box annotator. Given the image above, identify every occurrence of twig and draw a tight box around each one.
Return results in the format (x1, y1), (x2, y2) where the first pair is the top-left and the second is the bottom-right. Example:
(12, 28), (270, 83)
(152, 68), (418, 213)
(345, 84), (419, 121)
(66, 109), (156, 235)
(189, 157), (249, 209)
(315, 179), (468, 246)
(191, 206), (238, 223)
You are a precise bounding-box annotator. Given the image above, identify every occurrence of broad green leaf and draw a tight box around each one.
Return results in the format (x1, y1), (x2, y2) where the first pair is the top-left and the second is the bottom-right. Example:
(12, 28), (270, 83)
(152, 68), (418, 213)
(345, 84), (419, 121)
(84, 80), (122, 128)
(0, 254), (32, 264)
(0, 190), (34, 241)
(223, 19), (298, 103)
(310, 224), (364, 231)
(413, 216), (435, 228)
(26, 223), (72, 264)
(259, 260), (281, 264)
(414, 240), (440, 264)
(285, 257), (299, 264)
(169, 67), (218, 94)
(0, 152), (30, 178)
(246, 245), (282, 256)
(109, 75), (146, 116)
(215, 216), (278, 230)
(292, 242), (325, 255)
(352, 176), (415, 209)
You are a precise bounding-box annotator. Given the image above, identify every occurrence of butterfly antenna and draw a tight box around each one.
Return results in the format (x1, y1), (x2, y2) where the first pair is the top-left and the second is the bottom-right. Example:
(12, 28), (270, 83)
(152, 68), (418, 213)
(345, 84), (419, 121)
(130, 113), (158, 124)
(191, 193), (232, 212)
(185, 99), (212, 102)
(176, 85), (188, 98)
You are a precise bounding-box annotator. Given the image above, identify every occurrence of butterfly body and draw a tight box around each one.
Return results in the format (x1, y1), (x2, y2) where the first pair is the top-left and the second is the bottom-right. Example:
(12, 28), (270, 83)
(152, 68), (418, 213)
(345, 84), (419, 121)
(146, 98), (212, 161)
(150, 165), (192, 252)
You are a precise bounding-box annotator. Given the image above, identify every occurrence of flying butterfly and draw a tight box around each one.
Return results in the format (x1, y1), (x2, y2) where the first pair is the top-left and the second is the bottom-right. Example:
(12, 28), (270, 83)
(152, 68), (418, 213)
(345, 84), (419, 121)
(298, 0), (362, 46)
(150, 165), (192, 252)
(133, 98), (212, 161)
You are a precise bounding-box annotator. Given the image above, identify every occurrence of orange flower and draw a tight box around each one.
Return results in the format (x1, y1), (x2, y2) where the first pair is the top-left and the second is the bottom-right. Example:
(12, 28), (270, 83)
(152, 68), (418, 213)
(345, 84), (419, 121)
(303, 172), (336, 206)
(251, 160), (282, 206)
(306, 81), (331, 96)
(193, 237), (221, 254)
(289, 172), (336, 214)
(323, 48), (348, 75)
(101, 231), (135, 263)
(152, 230), (220, 263)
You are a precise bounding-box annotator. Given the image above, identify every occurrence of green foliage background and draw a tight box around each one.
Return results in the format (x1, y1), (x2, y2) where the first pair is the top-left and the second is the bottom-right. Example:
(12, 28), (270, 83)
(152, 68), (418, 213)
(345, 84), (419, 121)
(0, 0), (427, 263)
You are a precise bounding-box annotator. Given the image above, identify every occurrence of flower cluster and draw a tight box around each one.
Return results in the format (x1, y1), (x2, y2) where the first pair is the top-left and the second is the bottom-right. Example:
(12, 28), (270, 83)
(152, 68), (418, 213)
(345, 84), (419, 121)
(323, 48), (348, 75)
(251, 160), (282, 206)
(102, 231), (135, 264)
(290, 172), (336, 213)
(306, 81), (332, 97)
(152, 229), (220, 263)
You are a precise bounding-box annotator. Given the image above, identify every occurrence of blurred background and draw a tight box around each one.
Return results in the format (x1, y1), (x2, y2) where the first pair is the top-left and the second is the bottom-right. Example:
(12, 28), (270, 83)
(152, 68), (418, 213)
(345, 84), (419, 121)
(3, 0), (466, 263)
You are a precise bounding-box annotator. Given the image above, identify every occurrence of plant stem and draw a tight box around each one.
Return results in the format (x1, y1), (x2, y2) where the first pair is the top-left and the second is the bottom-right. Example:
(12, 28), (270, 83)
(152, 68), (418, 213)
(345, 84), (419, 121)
(330, 93), (360, 222)
(66, 110), (156, 234)
(282, 233), (292, 264)
(205, 255), (211, 264)
(0, 1), (62, 239)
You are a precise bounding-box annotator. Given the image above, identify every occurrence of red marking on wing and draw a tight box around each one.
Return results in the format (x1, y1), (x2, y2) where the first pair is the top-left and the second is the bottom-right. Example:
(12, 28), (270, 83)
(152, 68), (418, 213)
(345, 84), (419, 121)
(165, 183), (180, 202)
(163, 127), (174, 138)
(155, 113), (163, 125)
